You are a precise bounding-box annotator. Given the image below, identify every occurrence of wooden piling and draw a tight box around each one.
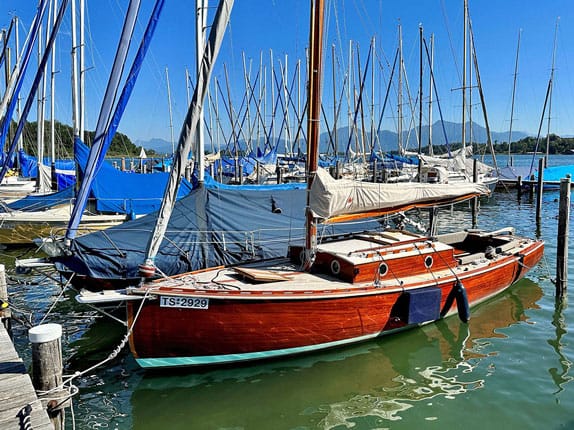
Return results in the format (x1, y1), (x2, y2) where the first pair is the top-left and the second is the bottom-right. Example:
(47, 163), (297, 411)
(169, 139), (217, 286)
(29, 324), (66, 430)
(428, 207), (438, 237)
(556, 175), (570, 296)
(472, 159), (478, 228)
(234, 158), (240, 183)
(536, 157), (544, 225)
(517, 176), (522, 199)
(0, 324), (52, 429)
(0, 264), (11, 337)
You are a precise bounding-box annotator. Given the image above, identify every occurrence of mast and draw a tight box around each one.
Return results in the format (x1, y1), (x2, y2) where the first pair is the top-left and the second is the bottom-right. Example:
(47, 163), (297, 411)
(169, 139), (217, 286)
(70, 0), (79, 139)
(14, 18), (23, 153)
(332, 44), (337, 158)
(79, 0), (85, 139)
(303, 0), (325, 267)
(50, 0), (57, 190)
(507, 29), (520, 165)
(461, 0), (467, 156)
(370, 37), (375, 155)
(546, 18), (558, 163)
(196, 0), (208, 182)
(428, 33), (434, 156)
(165, 67), (175, 155)
(418, 24), (423, 157)
(36, 10), (45, 191)
(397, 24), (403, 156)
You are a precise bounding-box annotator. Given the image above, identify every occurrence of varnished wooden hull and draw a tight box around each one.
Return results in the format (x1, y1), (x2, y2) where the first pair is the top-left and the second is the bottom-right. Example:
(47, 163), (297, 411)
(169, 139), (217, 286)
(127, 239), (544, 368)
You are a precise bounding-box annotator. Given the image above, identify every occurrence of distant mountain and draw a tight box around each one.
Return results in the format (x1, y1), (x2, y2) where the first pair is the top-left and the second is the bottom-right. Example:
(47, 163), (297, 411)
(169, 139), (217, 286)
(136, 121), (530, 155)
(135, 137), (174, 155)
(328, 121), (529, 153)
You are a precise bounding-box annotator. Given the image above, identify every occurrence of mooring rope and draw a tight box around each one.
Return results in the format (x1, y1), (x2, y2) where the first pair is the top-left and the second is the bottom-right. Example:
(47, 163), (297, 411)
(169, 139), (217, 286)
(34, 288), (153, 411)
(38, 273), (75, 325)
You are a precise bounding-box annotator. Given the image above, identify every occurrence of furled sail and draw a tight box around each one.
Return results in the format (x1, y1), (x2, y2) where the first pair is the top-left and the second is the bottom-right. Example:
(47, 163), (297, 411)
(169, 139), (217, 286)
(0, 0), (50, 177)
(66, 0), (165, 241)
(0, 3), (47, 126)
(309, 167), (489, 222)
(143, 0), (234, 268)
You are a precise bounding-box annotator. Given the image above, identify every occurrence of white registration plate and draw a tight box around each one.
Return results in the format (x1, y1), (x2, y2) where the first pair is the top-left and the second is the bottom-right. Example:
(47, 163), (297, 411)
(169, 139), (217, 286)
(159, 296), (209, 309)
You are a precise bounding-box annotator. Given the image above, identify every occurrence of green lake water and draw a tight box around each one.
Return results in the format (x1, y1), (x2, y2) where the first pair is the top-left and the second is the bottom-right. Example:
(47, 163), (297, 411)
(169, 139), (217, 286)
(3, 154), (573, 429)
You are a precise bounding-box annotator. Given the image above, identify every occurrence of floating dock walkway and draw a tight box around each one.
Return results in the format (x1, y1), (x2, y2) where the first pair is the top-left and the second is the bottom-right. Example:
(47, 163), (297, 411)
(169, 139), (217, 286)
(0, 323), (52, 430)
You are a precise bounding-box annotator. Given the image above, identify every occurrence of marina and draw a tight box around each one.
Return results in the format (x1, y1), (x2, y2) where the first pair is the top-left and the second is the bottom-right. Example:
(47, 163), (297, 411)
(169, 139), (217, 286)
(1, 0), (574, 428)
(1, 171), (572, 428)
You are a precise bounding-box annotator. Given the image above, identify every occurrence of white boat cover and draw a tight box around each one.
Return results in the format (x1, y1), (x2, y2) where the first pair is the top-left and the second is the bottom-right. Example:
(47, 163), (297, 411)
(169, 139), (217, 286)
(309, 167), (490, 221)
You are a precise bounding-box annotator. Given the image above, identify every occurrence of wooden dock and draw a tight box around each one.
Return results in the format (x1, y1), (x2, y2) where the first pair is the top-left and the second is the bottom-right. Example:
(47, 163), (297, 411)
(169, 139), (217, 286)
(0, 323), (53, 430)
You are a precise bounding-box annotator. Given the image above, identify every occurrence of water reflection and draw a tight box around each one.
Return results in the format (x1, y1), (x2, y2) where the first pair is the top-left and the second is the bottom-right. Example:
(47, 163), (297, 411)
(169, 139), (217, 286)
(127, 279), (542, 429)
(548, 294), (573, 394)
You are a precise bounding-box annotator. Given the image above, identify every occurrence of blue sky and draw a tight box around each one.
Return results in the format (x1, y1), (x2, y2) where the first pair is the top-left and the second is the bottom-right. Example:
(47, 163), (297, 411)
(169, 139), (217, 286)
(2, 0), (574, 147)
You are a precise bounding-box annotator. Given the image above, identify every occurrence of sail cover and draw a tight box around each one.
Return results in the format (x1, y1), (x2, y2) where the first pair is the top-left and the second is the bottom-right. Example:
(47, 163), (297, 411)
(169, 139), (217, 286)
(67, 0), (164, 240)
(74, 139), (193, 215)
(53, 178), (308, 281)
(310, 167), (490, 221)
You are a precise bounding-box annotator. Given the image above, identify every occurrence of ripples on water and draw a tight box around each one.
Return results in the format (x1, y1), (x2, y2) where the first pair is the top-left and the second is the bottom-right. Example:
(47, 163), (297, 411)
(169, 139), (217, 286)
(3, 157), (574, 429)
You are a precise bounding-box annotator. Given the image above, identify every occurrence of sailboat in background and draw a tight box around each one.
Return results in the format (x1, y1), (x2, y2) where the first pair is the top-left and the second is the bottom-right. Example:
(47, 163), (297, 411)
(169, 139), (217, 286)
(0, 0), (198, 245)
(73, 0), (543, 369)
(498, 18), (574, 189)
(417, 0), (498, 191)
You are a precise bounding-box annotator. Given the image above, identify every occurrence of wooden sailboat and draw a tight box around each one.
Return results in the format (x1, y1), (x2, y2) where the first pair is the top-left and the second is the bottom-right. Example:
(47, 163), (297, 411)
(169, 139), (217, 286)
(106, 0), (544, 369)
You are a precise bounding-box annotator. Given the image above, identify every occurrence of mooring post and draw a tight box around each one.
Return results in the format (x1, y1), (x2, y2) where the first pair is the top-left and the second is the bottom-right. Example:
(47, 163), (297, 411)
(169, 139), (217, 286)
(536, 157), (544, 225)
(0, 264), (11, 337)
(472, 159), (478, 228)
(556, 175), (570, 296)
(517, 175), (523, 200)
(372, 161), (378, 183)
(30, 323), (66, 430)
(428, 206), (438, 237)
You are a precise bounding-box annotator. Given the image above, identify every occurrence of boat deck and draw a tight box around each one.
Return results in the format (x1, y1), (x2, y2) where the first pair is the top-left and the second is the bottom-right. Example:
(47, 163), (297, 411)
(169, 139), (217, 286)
(130, 230), (531, 301)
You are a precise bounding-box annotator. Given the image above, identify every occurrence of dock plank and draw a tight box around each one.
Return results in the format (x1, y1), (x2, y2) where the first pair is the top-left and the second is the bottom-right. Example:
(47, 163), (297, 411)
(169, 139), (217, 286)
(0, 323), (53, 429)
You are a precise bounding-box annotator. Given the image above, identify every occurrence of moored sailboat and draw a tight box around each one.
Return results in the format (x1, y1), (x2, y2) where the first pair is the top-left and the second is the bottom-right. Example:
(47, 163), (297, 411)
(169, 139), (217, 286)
(92, 0), (543, 369)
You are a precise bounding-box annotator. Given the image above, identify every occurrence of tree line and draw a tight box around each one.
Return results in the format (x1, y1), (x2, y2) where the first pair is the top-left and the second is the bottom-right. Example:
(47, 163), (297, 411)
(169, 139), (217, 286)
(421, 134), (574, 156)
(6, 120), (145, 158)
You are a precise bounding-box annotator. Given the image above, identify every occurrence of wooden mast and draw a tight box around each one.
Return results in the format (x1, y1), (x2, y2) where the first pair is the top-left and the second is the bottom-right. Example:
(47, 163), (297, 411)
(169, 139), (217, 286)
(304, 0), (325, 268)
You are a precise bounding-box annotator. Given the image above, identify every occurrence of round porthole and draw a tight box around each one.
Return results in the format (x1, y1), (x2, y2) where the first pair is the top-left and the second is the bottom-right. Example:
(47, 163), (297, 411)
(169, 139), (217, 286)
(378, 262), (388, 276)
(424, 256), (433, 268)
(330, 259), (341, 275)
